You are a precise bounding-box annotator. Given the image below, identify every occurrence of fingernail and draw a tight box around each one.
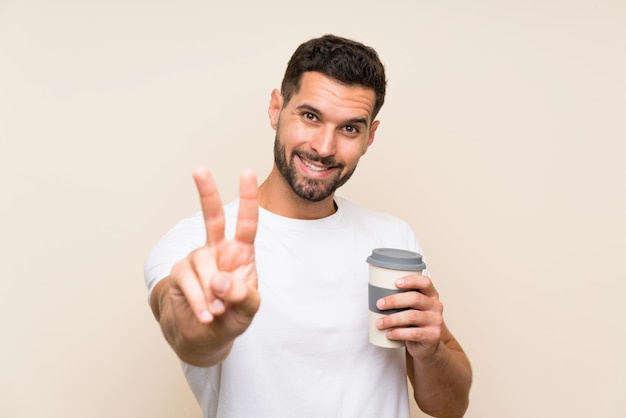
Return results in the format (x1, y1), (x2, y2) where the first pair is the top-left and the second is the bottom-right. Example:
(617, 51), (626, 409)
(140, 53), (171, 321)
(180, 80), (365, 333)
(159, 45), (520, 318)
(376, 318), (383, 328)
(396, 278), (405, 287)
(377, 299), (385, 309)
(211, 298), (225, 313)
(199, 310), (212, 323)
(213, 274), (230, 295)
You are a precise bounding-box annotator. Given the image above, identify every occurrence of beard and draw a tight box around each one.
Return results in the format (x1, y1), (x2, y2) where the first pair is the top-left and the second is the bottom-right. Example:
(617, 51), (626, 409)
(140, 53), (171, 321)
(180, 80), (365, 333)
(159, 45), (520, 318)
(273, 133), (357, 202)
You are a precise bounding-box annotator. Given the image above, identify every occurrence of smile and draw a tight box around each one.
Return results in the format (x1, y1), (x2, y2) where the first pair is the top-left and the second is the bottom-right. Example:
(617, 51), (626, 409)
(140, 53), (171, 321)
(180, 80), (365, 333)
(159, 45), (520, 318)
(296, 154), (338, 175)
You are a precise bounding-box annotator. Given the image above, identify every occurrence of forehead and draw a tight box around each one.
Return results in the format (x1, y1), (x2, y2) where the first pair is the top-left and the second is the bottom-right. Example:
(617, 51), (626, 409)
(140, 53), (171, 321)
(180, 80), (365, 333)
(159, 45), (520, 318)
(290, 72), (376, 122)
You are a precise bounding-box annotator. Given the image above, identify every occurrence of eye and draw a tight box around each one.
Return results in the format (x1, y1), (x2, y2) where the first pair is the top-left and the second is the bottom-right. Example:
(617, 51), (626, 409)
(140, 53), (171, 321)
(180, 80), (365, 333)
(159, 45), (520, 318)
(343, 125), (360, 134)
(302, 112), (317, 121)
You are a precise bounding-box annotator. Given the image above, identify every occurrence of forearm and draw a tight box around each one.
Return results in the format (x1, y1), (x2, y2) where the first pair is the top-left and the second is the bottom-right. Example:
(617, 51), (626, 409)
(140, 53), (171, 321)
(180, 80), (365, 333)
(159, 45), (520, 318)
(150, 278), (232, 367)
(408, 336), (472, 417)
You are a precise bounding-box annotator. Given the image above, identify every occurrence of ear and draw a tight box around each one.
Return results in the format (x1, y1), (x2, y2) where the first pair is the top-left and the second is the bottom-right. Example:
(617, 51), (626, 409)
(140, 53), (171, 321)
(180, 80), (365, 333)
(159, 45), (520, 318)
(362, 120), (380, 154)
(268, 89), (283, 130)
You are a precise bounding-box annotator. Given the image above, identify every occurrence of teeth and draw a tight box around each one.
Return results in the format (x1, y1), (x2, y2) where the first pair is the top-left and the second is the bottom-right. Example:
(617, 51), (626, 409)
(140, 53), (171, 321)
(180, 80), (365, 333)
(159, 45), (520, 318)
(302, 158), (327, 171)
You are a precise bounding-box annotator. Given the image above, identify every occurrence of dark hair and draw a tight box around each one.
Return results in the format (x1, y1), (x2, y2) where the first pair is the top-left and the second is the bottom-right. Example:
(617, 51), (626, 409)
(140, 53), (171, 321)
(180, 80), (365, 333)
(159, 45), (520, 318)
(280, 34), (387, 120)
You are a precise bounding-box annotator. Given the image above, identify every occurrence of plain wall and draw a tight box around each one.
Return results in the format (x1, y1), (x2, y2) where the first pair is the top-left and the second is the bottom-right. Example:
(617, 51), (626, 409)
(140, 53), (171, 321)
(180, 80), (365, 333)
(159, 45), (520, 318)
(2, 1), (625, 417)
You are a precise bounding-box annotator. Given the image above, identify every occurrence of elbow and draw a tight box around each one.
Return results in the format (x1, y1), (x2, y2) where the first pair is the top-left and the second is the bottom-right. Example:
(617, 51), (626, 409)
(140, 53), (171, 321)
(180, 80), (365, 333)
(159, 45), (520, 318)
(419, 400), (469, 418)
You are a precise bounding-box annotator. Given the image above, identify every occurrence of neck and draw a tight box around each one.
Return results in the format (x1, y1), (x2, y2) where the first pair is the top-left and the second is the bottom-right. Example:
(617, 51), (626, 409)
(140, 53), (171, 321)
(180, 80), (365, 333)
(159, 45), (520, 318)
(258, 166), (337, 220)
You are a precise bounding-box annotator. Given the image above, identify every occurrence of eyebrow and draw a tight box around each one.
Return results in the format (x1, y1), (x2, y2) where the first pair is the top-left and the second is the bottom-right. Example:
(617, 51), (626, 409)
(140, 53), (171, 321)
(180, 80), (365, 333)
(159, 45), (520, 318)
(296, 104), (370, 126)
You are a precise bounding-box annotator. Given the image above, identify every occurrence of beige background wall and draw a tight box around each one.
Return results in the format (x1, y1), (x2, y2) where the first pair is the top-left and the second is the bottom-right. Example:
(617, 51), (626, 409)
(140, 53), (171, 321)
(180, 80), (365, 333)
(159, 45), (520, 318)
(2, 1), (625, 417)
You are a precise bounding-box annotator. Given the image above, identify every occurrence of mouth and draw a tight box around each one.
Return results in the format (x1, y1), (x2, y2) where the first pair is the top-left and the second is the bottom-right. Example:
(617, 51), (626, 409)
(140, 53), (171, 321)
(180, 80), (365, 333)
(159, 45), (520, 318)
(296, 154), (338, 176)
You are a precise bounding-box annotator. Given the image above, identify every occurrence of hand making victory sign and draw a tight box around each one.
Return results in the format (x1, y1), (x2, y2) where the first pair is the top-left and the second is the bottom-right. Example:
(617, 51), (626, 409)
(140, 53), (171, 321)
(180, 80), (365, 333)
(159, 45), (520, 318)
(151, 167), (260, 367)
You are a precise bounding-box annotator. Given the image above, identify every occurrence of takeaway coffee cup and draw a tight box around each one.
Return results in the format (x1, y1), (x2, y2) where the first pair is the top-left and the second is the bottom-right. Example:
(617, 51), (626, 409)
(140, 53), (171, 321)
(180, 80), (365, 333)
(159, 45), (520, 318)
(367, 248), (427, 348)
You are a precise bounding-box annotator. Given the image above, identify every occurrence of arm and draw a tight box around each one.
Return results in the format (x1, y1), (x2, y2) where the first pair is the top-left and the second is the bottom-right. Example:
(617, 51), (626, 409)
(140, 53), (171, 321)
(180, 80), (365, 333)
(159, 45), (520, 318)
(405, 323), (472, 417)
(149, 167), (260, 367)
(376, 274), (472, 417)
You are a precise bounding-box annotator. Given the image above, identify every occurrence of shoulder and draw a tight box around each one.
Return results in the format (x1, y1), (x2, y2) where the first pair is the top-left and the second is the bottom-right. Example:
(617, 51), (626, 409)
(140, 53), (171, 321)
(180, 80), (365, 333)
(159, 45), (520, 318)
(335, 197), (420, 251)
(336, 197), (413, 230)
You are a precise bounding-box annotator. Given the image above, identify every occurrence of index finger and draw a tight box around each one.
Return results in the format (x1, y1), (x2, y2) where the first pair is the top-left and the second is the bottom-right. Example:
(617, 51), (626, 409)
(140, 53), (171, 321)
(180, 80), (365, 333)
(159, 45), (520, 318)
(397, 273), (439, 298)
(235, 169), (258, 244)
(193, 166), (225, 247)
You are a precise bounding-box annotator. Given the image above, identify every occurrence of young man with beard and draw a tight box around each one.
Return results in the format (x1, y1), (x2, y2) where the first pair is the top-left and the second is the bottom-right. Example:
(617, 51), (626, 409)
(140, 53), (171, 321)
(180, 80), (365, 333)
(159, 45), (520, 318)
(144, 34), (472, 418)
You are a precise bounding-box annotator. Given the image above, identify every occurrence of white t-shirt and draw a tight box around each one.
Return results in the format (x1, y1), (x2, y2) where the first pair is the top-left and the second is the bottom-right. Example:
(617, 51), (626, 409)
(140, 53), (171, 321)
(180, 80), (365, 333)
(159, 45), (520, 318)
(144, 196), (424, 418)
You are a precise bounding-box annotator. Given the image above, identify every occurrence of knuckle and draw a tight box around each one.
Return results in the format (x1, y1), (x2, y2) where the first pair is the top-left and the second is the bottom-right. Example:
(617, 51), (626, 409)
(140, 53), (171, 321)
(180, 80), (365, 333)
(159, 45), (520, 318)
(384, 312), (400, 328)
(406, 327), (423, 340)
(406, 309), (420, 323)
(433, 315), (443, 328)
(383, 294), (397, 307)
(432, 299), (444, 314)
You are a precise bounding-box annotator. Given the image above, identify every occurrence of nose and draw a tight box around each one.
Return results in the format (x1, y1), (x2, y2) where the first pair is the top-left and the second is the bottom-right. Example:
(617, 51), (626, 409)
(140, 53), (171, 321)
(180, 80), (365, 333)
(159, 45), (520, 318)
(311, 127), (336, 157)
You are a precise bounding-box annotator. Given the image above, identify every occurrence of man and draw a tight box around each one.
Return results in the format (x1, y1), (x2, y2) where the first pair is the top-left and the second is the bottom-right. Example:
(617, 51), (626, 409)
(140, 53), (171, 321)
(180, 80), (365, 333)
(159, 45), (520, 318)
(145, 34), (472, 418)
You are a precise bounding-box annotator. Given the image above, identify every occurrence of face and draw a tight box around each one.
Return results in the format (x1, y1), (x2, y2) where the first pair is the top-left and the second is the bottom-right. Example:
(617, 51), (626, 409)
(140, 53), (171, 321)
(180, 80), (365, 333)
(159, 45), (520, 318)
(269, 72), (379, 203)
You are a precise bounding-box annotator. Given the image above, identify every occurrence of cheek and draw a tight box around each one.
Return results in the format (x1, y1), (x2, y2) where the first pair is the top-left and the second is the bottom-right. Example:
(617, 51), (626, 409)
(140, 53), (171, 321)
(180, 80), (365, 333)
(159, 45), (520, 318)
(335, 149), (362, 172)
(278, 119), (305, 140)
(342, 140), (369, 161)
(284, 124), (318, 151)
